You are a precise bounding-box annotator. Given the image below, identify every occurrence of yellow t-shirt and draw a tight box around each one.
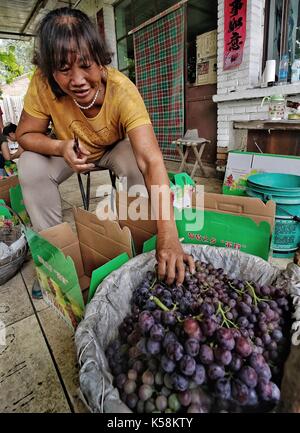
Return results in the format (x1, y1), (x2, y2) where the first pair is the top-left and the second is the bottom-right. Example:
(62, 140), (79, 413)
(23, 67), (152, 161)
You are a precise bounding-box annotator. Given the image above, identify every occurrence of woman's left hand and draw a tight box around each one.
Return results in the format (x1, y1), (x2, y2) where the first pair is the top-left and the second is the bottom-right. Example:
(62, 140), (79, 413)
(156, 233), (195, 285)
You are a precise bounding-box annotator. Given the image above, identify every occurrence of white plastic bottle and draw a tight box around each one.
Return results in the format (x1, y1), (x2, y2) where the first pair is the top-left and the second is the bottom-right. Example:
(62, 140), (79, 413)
(291, 59), (300, 83)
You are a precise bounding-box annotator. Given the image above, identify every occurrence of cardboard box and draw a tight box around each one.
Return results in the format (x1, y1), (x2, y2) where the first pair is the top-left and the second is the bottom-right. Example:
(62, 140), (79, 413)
(27, 186), (275, 329)
(196, 56), (217, 85)
(196, 30), (217, 60)
(26, 207), (133, 329)
(223, 151), (300, 196)
(117, 192), (275, 261)
(0, 175), (19, 206)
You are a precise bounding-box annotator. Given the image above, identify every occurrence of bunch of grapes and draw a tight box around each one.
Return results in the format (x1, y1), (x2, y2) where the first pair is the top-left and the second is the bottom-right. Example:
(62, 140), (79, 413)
(105, 260), (291, 413)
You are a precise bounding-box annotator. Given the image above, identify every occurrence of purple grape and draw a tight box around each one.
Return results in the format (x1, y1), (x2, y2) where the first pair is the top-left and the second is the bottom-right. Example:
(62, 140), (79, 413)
(192, 364), (206, 385)
(142, 370), (154, 385)
(247, 388), (258, 406)
(180, 355), (196, 376)
(235, 337), (253, 358)
(166, 341), (184, 362)
(272, 329), (283, 342)
(249, 314), (257, 324)
(262, 333), (272, 345)
(216, 328), (235, 350)
(268, 340), (277, 351)
(214, 378), (231, 400)
(249, 353), (266, 372)
(238, 302), (252, 317)
(144, 299), (156, 310)
(178, 390), (192, 407)
(149, 323), (165, 341)
(155, 395), (168, 412)
(229, 354), (243, 372)
(200, 302), (215, 317)
(138, 384), (153, 401)
(171, 372), (189, 391)
(237, 316), (249, 328)
(152, 309), (162, 323)
(115, 373), (127, 389)
(138, 311), (154, 334)
(200, 317), (218, 337)
(214, 347), (232, 366)
(124, 379), (137, 394)
(257, 364), (272, 381)
(146, 338), (161, 355)
(199, 344), (214, 365)
(270, 382), (280, 402)
(160, 355), (176, 373)
(257, 379), (272, 401)
(161, 296), (173, 309)
(243, 294), (253, 305)
(162, 311), (177, 326)
(126, 393), (138, 409)
(238, 366), (258, 388)
(154, 370), (164, 386)
(231, 379), (249, 405)
(185, 338), (200, 357)
(207, 363), (225, 380)
(162, 331), (177, 349)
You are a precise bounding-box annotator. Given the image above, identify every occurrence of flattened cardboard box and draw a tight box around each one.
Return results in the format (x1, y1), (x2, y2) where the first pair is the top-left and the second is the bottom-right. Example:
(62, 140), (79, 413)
(0, 175), (19, 206)
(116, 191), (275, 260)
(223, 151), (300, 196)
(26, 207), (133, 330)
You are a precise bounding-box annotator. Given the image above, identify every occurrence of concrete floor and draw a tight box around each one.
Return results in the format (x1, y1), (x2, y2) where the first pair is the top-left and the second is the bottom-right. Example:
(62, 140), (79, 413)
(0, 161), (290, 412)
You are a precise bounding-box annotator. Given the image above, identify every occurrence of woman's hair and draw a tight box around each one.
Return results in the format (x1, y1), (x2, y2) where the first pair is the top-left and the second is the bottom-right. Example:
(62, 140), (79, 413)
(33, 7), (111, 98)
(3, 122), (17, 136)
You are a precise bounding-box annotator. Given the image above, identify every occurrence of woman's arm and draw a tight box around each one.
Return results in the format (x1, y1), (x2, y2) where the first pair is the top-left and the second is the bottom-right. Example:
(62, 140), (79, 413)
(16, 110), (95, 172)
(10, 145), (24, 159)
(16, 110), (63, 156)
(128, 124), (195, 285)
(1, 142), (11, 160)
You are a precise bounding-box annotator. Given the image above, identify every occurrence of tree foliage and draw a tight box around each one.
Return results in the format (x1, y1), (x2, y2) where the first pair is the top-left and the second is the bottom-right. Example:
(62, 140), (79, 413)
(0, 45), (24, 84)
(0, 39), (34, 99)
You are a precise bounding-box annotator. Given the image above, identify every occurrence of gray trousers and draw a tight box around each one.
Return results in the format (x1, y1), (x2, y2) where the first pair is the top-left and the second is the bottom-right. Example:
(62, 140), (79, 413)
(18, 138), (145, 232)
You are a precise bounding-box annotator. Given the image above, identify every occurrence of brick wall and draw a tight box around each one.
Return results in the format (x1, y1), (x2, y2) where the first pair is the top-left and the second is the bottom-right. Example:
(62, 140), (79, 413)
(214, 0), (300, 152)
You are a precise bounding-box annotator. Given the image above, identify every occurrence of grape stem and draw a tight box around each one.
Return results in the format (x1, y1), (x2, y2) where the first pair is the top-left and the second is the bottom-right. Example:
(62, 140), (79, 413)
(150, 295), (170, 312)
(245, 282), (269, 307)
(149, 277), (158, 291)
(228, 281), (244, 295)
(216, 302), (238, 328)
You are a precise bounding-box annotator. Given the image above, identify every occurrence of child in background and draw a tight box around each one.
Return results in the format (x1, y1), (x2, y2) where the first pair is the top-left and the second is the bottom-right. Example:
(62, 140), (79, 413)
(1, 123), (24, 161)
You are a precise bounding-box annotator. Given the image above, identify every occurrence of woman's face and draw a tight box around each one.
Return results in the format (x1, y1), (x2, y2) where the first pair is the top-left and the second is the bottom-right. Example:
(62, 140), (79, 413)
(53, 55), (102, 105)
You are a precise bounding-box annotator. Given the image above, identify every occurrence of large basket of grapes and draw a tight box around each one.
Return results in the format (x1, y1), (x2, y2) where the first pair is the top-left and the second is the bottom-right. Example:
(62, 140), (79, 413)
(75, 244), (300, 413)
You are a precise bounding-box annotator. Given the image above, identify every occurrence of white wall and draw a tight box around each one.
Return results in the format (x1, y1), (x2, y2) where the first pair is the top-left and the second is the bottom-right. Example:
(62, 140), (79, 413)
(77, 0), (118, 68)
(214, 0), (300, 152)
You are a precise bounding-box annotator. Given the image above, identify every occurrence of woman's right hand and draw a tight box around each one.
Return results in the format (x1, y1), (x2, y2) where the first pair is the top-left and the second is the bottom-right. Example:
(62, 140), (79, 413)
(59, 139), (95, 173)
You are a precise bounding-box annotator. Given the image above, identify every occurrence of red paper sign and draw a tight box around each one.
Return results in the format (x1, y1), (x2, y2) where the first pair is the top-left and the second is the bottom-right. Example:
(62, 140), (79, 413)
(223, 0), (247, 70)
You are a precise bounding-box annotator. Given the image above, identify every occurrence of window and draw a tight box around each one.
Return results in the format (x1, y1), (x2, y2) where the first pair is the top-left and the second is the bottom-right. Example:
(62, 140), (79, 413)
(264, 0), (300, 81)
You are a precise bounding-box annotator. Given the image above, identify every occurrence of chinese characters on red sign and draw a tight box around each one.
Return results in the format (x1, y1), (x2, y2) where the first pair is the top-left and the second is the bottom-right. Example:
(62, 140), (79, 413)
(223, 0), (247, 70)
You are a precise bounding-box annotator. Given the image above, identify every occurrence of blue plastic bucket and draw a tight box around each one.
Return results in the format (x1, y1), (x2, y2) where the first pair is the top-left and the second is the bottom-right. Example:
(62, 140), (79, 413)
(246, 173), (300, 258)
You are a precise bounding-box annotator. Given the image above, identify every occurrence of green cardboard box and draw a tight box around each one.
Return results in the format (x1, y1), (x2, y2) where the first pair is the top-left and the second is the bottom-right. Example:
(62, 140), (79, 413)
(26, 207), (133, 330)
(117, 192), (275, 261)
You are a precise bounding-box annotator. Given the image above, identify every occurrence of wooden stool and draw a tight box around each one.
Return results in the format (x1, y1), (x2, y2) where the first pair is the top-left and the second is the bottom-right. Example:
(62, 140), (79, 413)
(172, 135), (210, 179)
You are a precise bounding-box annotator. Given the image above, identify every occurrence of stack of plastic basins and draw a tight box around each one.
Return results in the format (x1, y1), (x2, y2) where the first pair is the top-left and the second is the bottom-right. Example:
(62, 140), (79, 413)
(246, 173), (300, 258)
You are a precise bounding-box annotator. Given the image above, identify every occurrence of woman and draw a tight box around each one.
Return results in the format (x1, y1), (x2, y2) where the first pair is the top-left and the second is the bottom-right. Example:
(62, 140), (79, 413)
(2, 123), (24, 161)
(16, 7), (194, 285)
